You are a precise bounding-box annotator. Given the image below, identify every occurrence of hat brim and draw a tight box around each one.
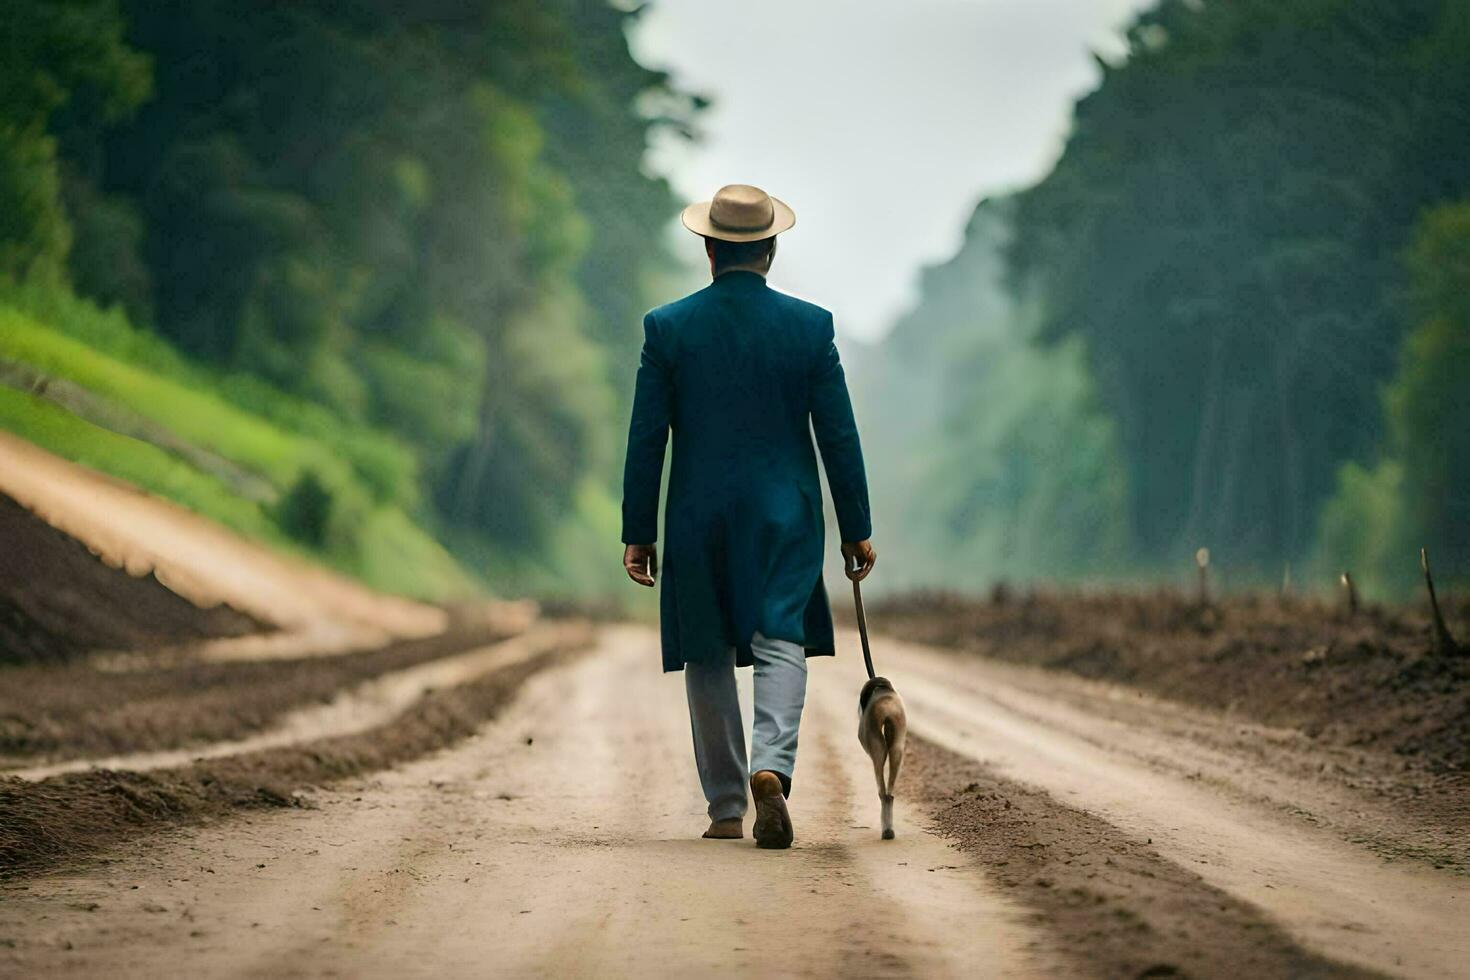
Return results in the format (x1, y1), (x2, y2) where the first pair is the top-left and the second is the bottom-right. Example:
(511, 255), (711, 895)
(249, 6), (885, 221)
(681, 196), (796, 242)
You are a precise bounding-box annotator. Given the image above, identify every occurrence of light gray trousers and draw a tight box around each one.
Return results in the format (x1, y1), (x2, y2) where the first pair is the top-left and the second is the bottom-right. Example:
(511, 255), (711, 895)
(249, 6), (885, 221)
(684, 631), (808, 822)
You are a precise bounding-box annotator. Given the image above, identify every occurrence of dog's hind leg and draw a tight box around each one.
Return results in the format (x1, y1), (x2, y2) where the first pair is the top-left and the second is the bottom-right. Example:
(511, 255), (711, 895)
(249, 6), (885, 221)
(881, 719), (903, 840)
(869, 746), (893, 839)
(869, 746), (888, 801)
(885, 734), (904, 797)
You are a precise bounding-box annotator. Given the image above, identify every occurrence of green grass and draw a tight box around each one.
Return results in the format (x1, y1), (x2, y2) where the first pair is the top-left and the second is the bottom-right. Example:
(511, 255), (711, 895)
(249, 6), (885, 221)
(353, 508), (478, 601)
(1, 308), (345, 493)
(0, 279), (197, 379)
(0, 292), (480, 602)
(0, 385), (281, 541)
(0, 385), (477, 601)
(0, 283), (417, 506)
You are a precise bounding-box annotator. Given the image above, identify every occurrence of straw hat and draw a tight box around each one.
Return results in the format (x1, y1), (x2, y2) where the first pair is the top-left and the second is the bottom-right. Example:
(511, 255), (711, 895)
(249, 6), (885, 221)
(681, 184), (796, 242)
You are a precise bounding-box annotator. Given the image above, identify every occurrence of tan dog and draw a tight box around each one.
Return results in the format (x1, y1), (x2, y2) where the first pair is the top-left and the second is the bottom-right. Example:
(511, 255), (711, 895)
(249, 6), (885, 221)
(858, 676), (906, 839)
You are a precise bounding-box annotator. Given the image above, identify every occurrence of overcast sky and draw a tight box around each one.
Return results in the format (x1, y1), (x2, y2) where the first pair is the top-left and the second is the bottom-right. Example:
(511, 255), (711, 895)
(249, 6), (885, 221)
(629, 0), (1152, 342)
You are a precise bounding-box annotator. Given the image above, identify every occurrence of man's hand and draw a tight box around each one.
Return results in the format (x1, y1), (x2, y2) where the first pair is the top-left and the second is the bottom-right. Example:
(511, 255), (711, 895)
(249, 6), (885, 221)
(623, 543), (658, 587)
(841, 539), (877, 582)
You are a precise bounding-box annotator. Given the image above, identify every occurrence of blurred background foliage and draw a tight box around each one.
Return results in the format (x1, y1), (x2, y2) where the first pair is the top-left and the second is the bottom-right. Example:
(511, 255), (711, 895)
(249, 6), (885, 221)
(0, 0), (699, 598)
(857, 0), (1469, 598)
(1, 0), (1464, 603)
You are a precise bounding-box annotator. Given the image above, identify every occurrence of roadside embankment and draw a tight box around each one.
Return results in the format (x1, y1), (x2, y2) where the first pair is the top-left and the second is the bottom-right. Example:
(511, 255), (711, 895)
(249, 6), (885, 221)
(0, 492), (262, 664)
(0, 434), (448, 640)
(870, 590), (1469, 777)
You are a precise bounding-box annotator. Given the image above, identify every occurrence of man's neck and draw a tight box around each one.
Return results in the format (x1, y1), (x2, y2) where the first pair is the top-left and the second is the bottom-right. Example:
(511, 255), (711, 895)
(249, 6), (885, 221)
(713, 265), (767, 280)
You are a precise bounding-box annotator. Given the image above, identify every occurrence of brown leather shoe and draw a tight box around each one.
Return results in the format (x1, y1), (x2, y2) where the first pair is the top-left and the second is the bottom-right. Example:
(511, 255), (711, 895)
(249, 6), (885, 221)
(703, 818), (743, 839)
(750, 771), (793, 849)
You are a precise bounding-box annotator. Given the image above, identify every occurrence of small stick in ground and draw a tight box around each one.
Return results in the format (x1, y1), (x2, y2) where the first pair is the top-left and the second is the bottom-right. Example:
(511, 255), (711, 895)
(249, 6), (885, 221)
(1340, 570), (1359, 616)
(1195, 547), (1211, 606)
(1420, 547), (1462, 657)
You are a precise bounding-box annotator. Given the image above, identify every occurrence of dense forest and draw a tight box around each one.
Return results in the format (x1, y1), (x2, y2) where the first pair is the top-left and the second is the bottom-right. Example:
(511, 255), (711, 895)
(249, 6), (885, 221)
(4, 0), (1465, 603)
(858, 0), (1469, 598)
(0, 0), (701, 596)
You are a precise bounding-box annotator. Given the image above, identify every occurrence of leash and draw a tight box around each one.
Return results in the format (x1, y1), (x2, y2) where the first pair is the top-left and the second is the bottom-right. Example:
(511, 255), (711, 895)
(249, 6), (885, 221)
(852, 577), (877, 680)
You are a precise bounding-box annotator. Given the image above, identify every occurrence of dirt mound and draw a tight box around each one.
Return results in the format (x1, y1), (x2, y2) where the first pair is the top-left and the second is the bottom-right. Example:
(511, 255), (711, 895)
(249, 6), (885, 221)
(0, 644), (579, 876)
(907, 737), (1374, 980)
(0, 623), (518, 765)
(869, 590), (1470, 776)
(0, 493), (261, 663)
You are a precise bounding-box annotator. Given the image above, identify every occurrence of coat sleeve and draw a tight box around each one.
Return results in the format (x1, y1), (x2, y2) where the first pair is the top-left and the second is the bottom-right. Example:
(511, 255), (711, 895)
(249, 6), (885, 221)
(809, 313), (872, 543)
(621, 311), (672, 544)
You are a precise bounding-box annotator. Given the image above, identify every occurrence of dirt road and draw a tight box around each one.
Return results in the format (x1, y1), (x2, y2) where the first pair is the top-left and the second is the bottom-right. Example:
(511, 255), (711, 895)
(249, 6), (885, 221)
(882, 637), (1467, 978)
(3, 625), (1464, 978)
(0, 626), (1040, 977)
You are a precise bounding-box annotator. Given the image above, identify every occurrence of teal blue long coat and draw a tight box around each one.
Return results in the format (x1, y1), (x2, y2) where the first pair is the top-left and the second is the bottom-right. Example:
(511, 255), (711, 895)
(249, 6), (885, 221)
(621, 270), (872, 672)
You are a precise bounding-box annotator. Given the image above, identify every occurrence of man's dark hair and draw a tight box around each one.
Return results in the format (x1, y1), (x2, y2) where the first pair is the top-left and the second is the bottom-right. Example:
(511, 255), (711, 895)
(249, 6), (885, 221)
(707, 235), (775, 273)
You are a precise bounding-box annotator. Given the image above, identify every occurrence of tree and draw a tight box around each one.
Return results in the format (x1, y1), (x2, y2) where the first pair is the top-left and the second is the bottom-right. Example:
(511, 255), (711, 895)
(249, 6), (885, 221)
(1320, 199), (1470, 593)
(0, 0), (149, 282)
(855, 199), (1129, 589)
(5, 0), (697, 581)
(1009, 0), (1470, 575)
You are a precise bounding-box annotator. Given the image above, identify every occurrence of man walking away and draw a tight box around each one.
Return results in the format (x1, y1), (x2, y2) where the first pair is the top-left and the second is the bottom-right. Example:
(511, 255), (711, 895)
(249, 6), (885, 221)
(620, 183), (876, 849)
